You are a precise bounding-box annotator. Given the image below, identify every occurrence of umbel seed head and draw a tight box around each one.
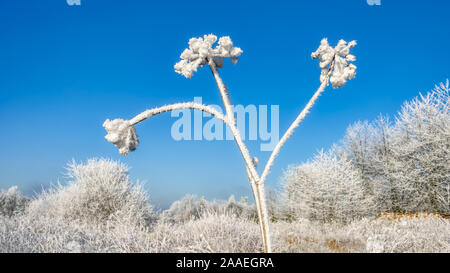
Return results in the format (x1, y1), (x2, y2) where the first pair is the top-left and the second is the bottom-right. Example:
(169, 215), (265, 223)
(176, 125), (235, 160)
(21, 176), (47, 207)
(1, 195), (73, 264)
(311, 38), (357, 89)
(174, 34), (243, 78)
(103, 119), (139, 155)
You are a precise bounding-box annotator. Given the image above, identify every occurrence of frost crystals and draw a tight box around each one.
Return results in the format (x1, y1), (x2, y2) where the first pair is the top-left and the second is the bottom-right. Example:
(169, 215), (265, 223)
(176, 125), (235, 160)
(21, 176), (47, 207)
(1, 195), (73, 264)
(174, 34), (243, 78)
(103, 119), (139, 155)
(311, 38), (357, 89)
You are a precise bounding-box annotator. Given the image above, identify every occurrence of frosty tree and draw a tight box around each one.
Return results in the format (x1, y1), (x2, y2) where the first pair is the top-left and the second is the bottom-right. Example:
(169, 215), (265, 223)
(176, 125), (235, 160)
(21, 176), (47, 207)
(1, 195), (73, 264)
(284, 79), (450, 221)
(103, 35), (358, 253)
(283, 149), (373, 223)
(391, 81), (450, 214)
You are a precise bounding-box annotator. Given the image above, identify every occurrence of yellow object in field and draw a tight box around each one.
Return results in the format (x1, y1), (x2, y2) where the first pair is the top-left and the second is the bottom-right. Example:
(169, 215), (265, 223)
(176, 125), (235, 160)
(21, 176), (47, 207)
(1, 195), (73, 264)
(376, 212), (448, 221)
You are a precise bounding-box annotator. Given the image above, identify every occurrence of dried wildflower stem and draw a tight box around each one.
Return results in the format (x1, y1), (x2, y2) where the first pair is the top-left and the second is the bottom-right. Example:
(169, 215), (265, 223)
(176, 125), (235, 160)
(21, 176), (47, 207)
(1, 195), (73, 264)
(207, 59), (271, 252)
(260, 80), (329, 185)
(207, 58), (271, 251)
(130, 101), (271, 252)
(105, 36), (359, 254)
(255, 182), (271, 252)
(169, 34), (271, 252)
(208, 58), (235, 124)
(244, 168), (271, 253)
(207, 62), (271, 252)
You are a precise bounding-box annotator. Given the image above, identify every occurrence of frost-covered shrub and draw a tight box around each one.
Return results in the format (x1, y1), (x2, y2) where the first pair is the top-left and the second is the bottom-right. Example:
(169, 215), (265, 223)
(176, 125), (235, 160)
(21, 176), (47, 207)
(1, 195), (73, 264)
(271, 218), (367, 253)
(271, 214), (450, 253)
(338, 117), (402, 214)
(352, 214), (450, 253)
(0, 211), (262, 253)
(0, 186), (30, 217)
(0, 215), (112, 253)
(390, 81), (450, 214)
(160, 195), (208, 223)
(223, 195), (259, 222)
(339, 81), (450, 215)
(284, 80), (450, 221)
(283, 150), (375, 223)
(160, 195), (257, 224)
(153, 213), (263, 253)
(26, 158), (154, 229)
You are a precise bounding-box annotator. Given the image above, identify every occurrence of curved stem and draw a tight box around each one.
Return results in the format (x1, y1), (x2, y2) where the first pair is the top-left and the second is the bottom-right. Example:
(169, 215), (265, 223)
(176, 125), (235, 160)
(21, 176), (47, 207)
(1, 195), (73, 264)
(129, 102), (271, 252)
(129, 102), (259, 183)
(260, 81), (329, 185)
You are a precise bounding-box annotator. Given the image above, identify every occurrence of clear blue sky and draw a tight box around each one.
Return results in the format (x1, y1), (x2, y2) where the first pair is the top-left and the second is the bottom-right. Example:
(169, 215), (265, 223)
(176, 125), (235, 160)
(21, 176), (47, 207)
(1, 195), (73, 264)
(0, 0), (449, 208)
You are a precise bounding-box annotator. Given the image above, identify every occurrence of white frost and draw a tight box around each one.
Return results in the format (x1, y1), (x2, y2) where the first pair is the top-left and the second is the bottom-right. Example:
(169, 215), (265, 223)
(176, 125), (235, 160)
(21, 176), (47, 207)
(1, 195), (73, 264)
(174, 34), (243, 78)
(311, 38), (357, 89)
(103, 119), (139, 155)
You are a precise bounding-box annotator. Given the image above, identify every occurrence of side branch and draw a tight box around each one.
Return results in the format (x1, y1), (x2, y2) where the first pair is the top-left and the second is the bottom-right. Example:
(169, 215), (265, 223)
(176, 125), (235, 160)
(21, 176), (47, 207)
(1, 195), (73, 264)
(260, 81), (329, 184)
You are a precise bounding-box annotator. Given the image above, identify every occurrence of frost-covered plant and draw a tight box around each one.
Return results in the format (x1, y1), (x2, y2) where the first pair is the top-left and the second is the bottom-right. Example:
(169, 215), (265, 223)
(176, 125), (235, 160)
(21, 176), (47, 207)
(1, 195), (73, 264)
(103, 35), (357, 252)
(173, 34), (243, 79)
(0, 186), (30, 217)
(27, 158), (154, 229)
(102, 119), (139, 155)
(2, 211), (447, 253)
(160, 195), (209, 224)
(339, 81), (450, 215)
(355, 214), (450, 253)
(160, 195), (257, 224)
(283, 150), (373, 223)
(311, 38), (357, 89)
(284, 80), (450, 220)
(391, 80), (450, 214)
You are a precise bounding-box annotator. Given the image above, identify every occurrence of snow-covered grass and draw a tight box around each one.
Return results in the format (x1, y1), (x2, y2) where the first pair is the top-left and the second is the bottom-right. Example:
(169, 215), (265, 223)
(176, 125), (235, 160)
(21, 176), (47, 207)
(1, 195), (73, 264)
(1, 210), (448, 253)
(273, 213), (449, 253)
(0, 156), (448, 253)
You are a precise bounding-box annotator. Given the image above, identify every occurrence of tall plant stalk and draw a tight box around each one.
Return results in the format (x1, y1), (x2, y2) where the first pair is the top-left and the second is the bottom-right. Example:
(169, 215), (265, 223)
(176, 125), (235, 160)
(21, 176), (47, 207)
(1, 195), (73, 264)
(103, 35), (358, 253)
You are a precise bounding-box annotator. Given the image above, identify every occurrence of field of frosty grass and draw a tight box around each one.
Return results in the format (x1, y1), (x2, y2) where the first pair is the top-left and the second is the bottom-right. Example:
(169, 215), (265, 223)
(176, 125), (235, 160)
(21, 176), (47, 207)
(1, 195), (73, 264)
(0, 167), (448, 253)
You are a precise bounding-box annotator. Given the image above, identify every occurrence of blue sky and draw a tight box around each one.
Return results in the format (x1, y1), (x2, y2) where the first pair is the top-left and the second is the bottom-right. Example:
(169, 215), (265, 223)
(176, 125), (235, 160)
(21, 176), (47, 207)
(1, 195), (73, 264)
(0, 0), (449, 209)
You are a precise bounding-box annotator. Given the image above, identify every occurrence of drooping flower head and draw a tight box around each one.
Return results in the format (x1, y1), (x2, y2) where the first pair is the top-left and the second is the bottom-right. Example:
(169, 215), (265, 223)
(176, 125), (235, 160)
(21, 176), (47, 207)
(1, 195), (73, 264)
(103, 119), (139, 155)
(174, 34), (243, 78)
(311, 38), (357, 89)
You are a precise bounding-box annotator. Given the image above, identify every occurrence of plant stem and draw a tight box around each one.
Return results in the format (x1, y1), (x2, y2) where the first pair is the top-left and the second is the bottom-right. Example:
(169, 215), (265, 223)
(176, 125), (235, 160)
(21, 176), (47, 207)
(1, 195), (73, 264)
(207, 58), (272, 252)
(255, 182), (271, 252)
(130, 101), (271, 252)
(208, 58), (235, 125)
(245, 169), (271, 252)
(260, 81), (329, 185)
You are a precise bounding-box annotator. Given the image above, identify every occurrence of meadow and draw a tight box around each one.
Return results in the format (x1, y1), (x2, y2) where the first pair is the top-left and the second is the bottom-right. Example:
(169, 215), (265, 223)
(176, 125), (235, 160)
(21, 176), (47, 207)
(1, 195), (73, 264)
(1, 81), (448, 253)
